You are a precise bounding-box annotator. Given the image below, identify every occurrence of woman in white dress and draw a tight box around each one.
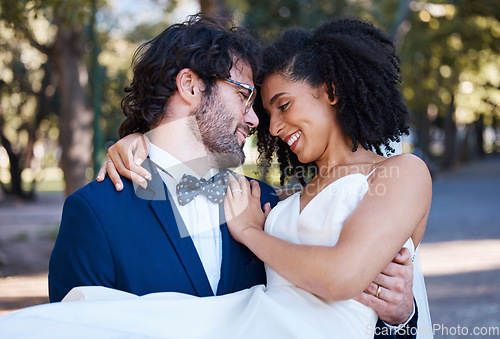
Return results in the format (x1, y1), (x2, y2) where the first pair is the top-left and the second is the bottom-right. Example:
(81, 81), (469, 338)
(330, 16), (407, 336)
(0, 17), (432, 338)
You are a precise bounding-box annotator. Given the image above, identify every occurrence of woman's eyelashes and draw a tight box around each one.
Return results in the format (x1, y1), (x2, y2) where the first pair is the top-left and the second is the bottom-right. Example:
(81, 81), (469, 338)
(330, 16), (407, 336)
(278, 101), (290, 111)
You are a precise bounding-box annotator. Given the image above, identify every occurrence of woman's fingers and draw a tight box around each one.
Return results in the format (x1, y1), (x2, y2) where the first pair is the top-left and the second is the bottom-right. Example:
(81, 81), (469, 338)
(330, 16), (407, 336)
(132, 134), (150, 166)
(263, 202), (271, 218)
(127, 161), (152, 186)
(250, 180), (261, 199)
(227, 174), (266, 207)
(237, 174), (249, 196)
(105, 133), (152, 185)
(129, 135), (152, 181)
(108, 146), (151, 188)
(96, 165), (107, 182)
(97, 158), (149, 189)
(227, 173), (240, 198)
(105, 158), (124, 191)
(132, 158), (152, 180)
(225, 174), (241, 221)
(226, 174), (269, 216)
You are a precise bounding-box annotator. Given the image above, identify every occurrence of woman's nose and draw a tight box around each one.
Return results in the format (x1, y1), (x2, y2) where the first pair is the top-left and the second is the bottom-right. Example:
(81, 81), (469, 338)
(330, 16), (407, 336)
(269, 113), (284, 137)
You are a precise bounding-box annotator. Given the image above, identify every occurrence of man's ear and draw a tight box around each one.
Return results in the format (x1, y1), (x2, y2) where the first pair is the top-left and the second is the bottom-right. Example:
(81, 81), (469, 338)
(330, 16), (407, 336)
(176, 68), (205, 107)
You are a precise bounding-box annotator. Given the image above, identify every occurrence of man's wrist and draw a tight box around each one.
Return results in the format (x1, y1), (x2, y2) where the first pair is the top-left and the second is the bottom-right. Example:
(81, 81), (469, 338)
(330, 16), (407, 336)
(382, 301), (415, 333)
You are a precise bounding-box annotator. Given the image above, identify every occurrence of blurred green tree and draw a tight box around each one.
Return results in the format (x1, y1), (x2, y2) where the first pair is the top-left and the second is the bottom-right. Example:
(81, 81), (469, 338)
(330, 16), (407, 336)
(0, 0), (98, 196)
(0, 17), (59, 198)
(399, 0), (500, 168)
(0, 0), (177, 196)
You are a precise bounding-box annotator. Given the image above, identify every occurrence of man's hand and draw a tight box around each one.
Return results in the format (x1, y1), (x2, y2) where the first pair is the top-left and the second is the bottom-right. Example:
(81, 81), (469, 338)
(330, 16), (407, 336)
(356, 247), (414, 325)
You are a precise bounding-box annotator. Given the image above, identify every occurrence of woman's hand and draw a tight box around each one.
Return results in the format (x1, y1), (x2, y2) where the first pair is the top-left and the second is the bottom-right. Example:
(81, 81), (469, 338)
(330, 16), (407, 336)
(96, 133), (152, 191)
(224, 174), (271, 244)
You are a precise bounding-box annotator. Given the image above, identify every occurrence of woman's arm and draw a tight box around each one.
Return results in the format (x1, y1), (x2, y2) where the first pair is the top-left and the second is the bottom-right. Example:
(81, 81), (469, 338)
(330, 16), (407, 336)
(96, 133), (151, 190)
(225, 154), (432, 301)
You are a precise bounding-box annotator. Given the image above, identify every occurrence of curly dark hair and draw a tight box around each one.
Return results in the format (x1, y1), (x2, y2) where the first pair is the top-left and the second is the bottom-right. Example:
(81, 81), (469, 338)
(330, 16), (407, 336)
(254, 17), (410, 185)
(119, 13), (261, 138)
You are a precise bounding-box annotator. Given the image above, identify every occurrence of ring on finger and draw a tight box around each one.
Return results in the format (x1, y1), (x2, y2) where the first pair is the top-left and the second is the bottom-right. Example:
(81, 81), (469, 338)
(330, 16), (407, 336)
(376, 285), (382, 299)
(105, 159), (113, 165)
(232, 189), (243, 193)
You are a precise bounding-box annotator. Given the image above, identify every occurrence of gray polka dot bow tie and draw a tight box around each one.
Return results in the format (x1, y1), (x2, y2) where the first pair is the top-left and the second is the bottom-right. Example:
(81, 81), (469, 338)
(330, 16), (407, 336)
(176, 172), (228, 206)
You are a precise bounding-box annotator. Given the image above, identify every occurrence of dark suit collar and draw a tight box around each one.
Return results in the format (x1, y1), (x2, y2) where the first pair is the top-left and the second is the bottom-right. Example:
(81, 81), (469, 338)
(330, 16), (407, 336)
(138, 159), (214, 297)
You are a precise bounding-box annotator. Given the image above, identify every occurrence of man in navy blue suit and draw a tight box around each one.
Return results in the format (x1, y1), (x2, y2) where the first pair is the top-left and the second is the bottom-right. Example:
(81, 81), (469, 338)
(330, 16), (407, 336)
(49, 14), (418, 338)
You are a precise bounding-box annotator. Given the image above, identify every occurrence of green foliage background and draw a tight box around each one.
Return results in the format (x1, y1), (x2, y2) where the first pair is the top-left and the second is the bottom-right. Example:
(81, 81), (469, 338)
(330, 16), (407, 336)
(0, 0), (498, 196)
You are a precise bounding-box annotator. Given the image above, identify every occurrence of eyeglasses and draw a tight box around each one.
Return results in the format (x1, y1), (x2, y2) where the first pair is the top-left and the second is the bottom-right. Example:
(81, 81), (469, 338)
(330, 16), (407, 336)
(223, 78), (256, 114)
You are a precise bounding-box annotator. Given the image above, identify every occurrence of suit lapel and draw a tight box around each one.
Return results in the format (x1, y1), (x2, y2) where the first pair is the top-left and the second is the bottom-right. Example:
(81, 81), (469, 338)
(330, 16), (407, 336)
(139, 160), (213, 297)
(216, 204), (242, 295)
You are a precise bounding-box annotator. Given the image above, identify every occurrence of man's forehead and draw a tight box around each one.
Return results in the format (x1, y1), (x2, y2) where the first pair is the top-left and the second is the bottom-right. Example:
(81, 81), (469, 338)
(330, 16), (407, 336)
(229, 59), (254, 85)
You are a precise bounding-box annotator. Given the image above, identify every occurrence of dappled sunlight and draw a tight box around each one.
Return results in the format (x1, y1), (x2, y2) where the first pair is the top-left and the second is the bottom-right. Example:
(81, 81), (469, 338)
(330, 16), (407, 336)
(420, 239), (500, 276)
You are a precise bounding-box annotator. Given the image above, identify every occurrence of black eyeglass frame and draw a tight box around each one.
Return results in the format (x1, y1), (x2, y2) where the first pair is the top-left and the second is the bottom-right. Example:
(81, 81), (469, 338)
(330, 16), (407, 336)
(223, 78), (256, 114)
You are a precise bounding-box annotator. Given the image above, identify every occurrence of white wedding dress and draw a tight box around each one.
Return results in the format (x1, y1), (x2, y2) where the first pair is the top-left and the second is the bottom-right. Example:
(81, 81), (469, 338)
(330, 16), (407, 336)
(0, 172), (428, 339)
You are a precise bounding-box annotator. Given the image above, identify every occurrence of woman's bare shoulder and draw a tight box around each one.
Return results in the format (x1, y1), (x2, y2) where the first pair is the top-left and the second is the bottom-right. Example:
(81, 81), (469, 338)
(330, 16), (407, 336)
(377, 153), (430, 179)
(370, 153), (432, 206)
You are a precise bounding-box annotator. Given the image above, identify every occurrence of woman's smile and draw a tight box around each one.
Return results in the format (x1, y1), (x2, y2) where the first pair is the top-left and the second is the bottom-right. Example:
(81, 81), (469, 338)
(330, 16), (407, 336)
(284, 130), (302, 151)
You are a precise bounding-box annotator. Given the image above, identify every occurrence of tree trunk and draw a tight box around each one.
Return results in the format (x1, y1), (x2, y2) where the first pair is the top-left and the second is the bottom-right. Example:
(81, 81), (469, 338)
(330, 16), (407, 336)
(0, 125), (23, 197)
(458, 124), (471, 163)
(441, 95), (457, 170)
(24, 63), (52, 166)
(473, 114), (485, 157)
(419, 107), (431, 160)
(50, 25), (93, 196)
(0, 88), (28, 199)
(415, 74), (431, 162)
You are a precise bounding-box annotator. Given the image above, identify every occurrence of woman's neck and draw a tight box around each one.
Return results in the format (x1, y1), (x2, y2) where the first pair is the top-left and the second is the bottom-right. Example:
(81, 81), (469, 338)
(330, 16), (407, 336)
(314, 144), (383, 179)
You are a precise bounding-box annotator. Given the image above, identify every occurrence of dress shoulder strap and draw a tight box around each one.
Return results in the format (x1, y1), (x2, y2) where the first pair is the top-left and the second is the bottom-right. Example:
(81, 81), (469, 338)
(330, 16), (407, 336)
(365, 162), (384, 179)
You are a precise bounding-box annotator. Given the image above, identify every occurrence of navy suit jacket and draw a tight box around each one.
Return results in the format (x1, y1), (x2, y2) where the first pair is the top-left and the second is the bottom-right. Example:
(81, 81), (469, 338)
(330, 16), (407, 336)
(49, 161), (279, 302)
(49, 159), (415, 339)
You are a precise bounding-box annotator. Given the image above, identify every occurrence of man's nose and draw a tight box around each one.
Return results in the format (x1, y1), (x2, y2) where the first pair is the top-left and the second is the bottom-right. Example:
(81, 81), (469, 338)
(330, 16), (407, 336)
(243, 106), (259, 128)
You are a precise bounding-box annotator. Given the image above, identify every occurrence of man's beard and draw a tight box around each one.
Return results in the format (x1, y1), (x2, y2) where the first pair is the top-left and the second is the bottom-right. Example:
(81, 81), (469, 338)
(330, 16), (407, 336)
(193, 89), (247, 169)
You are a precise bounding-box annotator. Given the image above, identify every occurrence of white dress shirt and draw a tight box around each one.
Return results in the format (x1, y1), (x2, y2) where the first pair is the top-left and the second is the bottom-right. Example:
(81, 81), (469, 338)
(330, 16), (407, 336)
(149, 143), (222, 294)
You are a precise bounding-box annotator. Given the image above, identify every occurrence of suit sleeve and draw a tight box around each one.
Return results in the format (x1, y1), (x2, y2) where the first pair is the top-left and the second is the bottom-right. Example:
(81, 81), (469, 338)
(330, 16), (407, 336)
(374, 301), (418, 339)
(48, 193), (115, 302)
